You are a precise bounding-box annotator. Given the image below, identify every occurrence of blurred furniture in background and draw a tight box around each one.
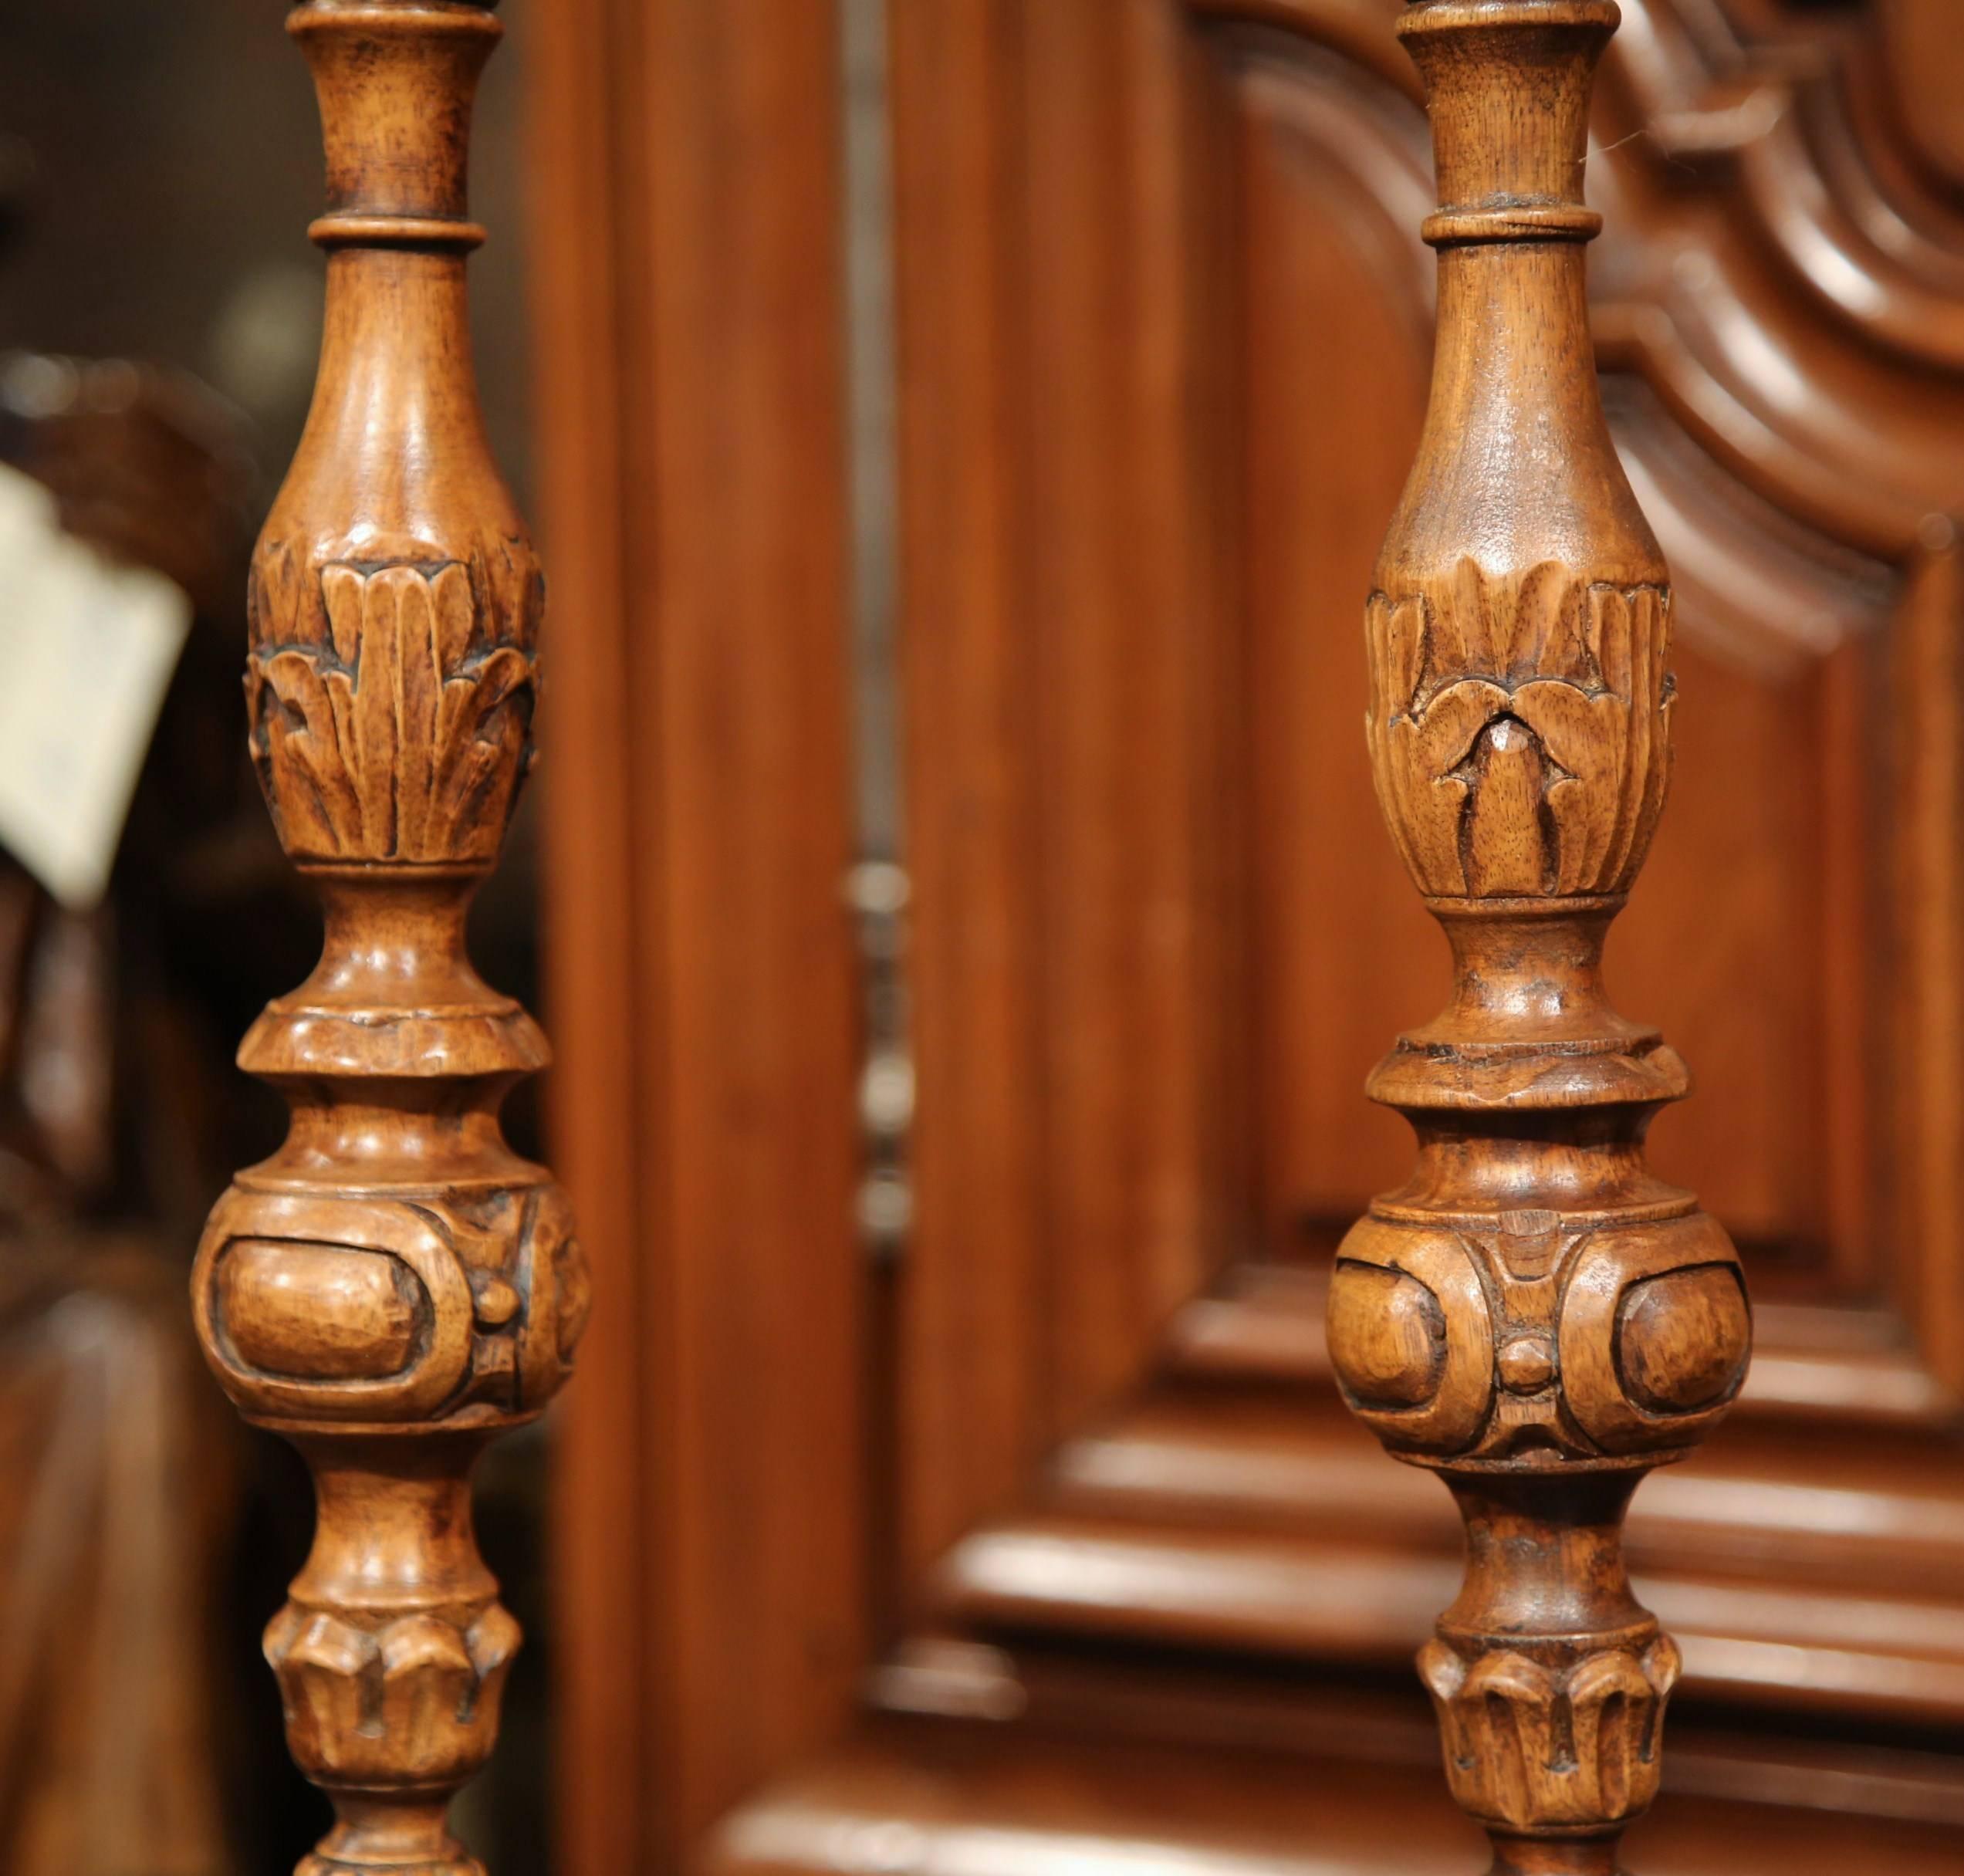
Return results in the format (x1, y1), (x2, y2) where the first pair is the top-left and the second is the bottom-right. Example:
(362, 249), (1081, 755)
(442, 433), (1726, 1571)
(0, 350), (259, 1876)
(533, 1), (1964, 1871)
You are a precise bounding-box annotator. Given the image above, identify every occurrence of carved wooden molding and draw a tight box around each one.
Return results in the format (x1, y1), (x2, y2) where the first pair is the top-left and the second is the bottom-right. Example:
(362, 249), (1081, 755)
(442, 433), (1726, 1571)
(190, 6), (577, 1874)
(1199, 0), (1964, 553)
(1320, 3), (1752, 1868)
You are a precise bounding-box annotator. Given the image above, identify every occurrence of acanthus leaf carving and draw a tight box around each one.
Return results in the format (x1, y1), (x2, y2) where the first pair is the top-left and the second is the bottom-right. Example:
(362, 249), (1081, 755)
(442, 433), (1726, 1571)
(1365, 563), (1675, 899)
(247, 534), (542, 866)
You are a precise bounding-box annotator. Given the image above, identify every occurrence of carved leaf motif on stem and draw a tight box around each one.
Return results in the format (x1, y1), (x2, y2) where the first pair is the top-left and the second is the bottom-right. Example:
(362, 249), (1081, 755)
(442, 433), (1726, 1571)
(1365, 560), (1675, 898)
(248, 536), (541, 864)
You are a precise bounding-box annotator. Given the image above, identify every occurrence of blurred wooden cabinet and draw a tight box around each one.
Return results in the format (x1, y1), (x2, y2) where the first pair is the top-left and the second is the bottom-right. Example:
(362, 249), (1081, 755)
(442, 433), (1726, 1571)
(532, 1), (1964, 1871)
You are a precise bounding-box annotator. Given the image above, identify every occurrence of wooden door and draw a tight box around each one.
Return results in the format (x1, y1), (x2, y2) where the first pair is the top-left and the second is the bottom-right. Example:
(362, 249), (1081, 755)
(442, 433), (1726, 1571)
(533, 2), (1964, 1870)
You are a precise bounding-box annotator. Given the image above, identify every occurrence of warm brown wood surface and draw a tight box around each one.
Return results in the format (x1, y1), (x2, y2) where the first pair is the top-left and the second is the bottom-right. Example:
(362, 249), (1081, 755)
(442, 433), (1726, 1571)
(890, 0), (1249, 1585)
(1331, 3), (1749, 1862)
(930, 1274), (1964, 1734)
(190, 7), (582, 1874)
(529, 0), (869, 1867)
(539, 0), (1964, 1870)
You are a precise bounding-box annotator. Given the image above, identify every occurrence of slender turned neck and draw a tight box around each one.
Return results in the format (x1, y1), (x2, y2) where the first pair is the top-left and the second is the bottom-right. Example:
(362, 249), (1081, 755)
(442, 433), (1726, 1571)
(292, 1434), (499, 1614)
(1441, 1472), (1648, 1644)
(313, 1801), (470, 1871)
(303, 870), (499, 1012)
(277, 2), (519, 557)
(1394, 248), (1658, 588)
(1488, 1840), (1623, 1876)
(293, 0), (499, 238)
(1404, 1), (1614, 213)
(1381, 1), (1663, 594)
(1418, 901), (1645, 1048)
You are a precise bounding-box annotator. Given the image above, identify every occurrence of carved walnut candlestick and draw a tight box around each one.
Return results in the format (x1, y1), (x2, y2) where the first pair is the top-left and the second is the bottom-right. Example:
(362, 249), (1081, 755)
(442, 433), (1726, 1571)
(191, 7), (586, 1874)
(1327, 5), (1751, 1872)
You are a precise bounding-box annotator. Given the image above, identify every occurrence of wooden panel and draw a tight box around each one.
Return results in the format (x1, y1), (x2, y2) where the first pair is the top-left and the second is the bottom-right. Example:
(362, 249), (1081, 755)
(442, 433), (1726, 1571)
(528, 2), (644, 1870)
(543, 0), (1964, 1865)
(931, 1408), (1964, 1729)
(531, 0), (867, 1865)
(892, 0), (1246, 1577)
(1019, 0), (1249, 1437)
(888, 0), (1047, 1584)
(1236, 42), (1436, 1236)
(908, 1266), (1964, 1732)
(1618, 639), (1854, 1252)
(1893, 541), (1964, 1388)
(1879, 0), (1964, 193)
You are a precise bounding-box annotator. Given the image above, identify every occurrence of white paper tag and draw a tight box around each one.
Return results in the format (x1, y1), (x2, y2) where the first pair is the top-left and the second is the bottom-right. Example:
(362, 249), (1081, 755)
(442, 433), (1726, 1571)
(0, 463), (192, 908)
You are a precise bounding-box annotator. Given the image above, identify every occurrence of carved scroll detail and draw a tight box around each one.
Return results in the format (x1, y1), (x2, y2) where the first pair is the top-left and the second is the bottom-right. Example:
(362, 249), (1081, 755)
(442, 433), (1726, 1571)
(1328, 1212), (1750, 1465)
(195, 1185), (589, 1425)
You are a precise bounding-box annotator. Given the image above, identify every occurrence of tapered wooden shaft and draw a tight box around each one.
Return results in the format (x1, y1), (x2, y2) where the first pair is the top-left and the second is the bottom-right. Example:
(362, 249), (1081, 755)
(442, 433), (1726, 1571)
(1327, 5), (1750, 1871)
(191, 8), (586, 1874)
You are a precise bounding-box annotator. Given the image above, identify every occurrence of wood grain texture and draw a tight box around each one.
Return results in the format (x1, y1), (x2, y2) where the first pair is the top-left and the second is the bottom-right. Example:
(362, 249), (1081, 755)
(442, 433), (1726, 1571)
(1894, 540), (1964, 1392)
(525, 0), (643, 1870)
(1237, 41), (1439, 1238)
(191, 8), (583, 1874)
(529, 0), (868, 1865)
(880, 0), (1964, 1861)
(888, 0), (1048, 1584)
(887, 0), (1964, 1652)
(891, 0), (1248, 1578)
(1229, 5), (1908, 1285)
(1023, 0), (1246, 1444)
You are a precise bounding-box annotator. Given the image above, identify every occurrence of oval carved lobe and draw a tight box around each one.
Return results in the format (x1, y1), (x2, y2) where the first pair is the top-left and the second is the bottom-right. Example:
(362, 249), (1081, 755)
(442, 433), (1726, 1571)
(1328, 1261), (1448, 1408)
(221, 1241), (421, 1381)
(1615, 1264), (1750, 1413)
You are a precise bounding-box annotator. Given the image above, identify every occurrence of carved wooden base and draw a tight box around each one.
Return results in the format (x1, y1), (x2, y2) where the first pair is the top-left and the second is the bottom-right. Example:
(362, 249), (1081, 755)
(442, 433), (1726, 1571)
(1483, 1837), (1624, 1876)
(1422, 1474), (1677, 1847)
(259, 1432), (517, 1871)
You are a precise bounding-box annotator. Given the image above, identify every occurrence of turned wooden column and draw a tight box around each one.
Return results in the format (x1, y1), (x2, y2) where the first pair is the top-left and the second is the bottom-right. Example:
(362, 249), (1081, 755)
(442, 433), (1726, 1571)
(191, 8), (586, 1874)
(1327, 5), (1751, 1872)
